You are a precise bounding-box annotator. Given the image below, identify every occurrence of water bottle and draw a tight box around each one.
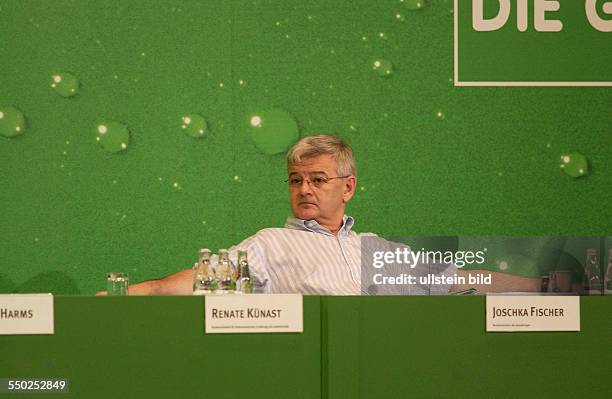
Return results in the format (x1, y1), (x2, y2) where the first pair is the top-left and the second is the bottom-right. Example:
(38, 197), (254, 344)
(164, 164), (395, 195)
(583, 249), (601, 295)
(216, 249), (234, 294)
(236, 250), (253, 294)
(605, 248), (612, 293)
(193, 248), (216, 295)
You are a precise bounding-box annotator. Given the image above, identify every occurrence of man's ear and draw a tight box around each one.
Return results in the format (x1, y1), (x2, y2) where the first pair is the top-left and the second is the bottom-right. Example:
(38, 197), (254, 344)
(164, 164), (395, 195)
(342, 176), (356, 203)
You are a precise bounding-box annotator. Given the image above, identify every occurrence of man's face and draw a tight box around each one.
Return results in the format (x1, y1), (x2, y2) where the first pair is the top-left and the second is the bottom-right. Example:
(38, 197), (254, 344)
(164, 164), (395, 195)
(288, 154), (355, 225)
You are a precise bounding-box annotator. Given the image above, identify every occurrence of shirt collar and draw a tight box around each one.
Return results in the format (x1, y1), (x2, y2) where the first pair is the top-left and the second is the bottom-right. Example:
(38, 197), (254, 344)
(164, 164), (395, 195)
(285, 215), (355, 237)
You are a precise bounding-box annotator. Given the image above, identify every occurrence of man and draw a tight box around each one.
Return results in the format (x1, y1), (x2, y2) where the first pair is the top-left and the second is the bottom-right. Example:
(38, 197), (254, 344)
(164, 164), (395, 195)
(98, 134), (540, 295)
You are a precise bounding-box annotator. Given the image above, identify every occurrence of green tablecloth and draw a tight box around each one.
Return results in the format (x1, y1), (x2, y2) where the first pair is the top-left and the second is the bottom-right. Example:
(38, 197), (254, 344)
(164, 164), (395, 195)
(1, 296), (610, 398)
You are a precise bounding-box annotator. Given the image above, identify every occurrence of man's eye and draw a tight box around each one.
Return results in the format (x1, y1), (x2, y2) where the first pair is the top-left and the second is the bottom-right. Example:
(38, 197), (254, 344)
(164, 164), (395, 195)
(312, 177), (326, 185)
(289, 178), (302, 185)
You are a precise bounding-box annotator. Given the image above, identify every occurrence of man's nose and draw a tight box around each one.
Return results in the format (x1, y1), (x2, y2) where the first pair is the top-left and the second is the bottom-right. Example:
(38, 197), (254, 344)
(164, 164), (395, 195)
(299, 179), (314, 195)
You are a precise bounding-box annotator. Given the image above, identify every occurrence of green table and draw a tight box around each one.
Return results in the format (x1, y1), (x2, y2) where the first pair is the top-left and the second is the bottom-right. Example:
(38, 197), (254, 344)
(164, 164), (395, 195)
(1, 296), (610, 398)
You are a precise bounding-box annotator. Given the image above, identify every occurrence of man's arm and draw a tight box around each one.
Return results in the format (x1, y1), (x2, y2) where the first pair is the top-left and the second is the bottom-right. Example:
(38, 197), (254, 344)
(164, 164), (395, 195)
(450, 269), (541, 294)
(96, 268), (194, 295)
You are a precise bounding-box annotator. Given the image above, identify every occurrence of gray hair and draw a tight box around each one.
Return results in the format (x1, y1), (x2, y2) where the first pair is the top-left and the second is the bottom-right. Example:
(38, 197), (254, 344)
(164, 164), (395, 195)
(286, 134), (356, 176)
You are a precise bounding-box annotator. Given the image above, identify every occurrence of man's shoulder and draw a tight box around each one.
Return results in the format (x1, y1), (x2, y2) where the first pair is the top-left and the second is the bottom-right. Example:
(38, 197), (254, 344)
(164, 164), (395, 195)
(243, 227), (317, 250)
(232, 228), (292, 251)
(354, 231), (378, 237)
(243, 226), (381, 241)
(346, 230), (379, 241)
(254, 227), (308, 238)
(250, 227), (376, 241)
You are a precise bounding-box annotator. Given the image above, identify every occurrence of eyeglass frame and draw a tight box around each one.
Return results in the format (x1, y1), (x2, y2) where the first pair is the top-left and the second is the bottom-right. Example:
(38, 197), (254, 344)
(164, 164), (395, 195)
(284, 174), (351, 188)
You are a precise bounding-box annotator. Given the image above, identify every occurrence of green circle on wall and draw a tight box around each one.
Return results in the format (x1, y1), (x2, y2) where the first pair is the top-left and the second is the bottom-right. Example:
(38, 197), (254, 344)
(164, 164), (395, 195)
(95, 121), (130, 153)
(180, 113), (207, 138)
(248, 108), (299, 155)
(559, 152), (588, 178)
(0, 106), (26, 138)
(492, 253), (539, 278)
(50, 72), (80, 98)
(372, 59), (393, 77)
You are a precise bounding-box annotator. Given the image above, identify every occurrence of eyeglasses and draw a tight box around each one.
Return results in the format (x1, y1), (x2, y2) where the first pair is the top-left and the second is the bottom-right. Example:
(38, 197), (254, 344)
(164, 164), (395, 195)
(285, 175), (350, 188)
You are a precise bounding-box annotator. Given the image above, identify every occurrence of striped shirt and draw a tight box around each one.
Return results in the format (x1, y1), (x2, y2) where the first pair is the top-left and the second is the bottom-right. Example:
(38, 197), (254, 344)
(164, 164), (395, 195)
(221, 216), (456, 295)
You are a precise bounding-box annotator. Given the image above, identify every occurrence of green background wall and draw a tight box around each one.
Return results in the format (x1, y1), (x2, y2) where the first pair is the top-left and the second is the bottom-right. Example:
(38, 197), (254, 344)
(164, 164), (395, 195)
(1, 0), (610, 294)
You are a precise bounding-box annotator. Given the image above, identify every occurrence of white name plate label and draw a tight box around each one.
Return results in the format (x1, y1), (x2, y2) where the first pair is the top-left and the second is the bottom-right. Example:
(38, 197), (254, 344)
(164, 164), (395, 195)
(486, 295), (580, 332)
(205, 294), (302, 334)
(0, 294), (54, 335)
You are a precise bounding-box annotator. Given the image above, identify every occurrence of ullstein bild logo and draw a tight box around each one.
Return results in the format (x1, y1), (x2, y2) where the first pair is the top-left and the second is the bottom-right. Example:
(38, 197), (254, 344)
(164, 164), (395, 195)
(454, 0), (612, 86)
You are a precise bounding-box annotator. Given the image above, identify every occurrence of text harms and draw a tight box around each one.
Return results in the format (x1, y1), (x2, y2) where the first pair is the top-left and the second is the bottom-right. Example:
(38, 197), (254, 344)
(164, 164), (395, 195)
(473, 0), (612, 32)
(0, 308), (34, 319)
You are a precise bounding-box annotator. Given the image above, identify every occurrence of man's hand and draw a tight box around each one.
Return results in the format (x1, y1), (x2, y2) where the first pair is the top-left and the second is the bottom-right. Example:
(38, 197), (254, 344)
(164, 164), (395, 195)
(95, 269), (194, 296)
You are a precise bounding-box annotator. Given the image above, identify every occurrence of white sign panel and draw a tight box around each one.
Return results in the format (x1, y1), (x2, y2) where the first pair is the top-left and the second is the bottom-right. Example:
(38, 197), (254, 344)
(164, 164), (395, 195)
(205, 294), (302, 334)
(0, 294), (54, 335)
(486, 295), (580, 332)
